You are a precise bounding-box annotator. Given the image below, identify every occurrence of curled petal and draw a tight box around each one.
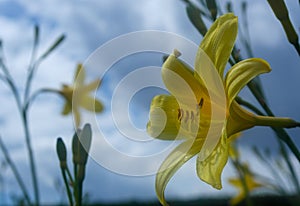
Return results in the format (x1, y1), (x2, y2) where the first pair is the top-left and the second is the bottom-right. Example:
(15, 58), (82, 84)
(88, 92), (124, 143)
(199, 13), (238, 77)
(225, 58), (271, 107)
(147, 95), (181, 140)
(61, 102), (71, 115)
(162, 53), (207, 106)
(156, 140), (203, 206)
(197, 131), (228, 189)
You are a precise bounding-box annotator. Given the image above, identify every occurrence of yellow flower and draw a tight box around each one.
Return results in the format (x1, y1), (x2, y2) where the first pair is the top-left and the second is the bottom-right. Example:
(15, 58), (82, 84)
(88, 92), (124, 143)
(147, 13), (299, 205)
(58, 64), (103, 127)
(228, 164), (263, 205)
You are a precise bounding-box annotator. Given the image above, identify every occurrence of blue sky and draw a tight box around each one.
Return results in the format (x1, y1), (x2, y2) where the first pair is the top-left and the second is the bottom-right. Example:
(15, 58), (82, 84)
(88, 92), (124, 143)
(0, 0), (299, 205)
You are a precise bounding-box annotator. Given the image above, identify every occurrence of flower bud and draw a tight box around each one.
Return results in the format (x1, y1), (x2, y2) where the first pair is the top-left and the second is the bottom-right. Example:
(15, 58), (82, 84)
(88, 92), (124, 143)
(56, 138), (67, 169)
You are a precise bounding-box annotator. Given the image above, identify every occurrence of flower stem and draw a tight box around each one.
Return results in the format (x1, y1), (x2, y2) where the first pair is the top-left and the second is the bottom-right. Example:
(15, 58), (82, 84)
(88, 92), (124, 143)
(0, 137), (31, 205)
(247, 82), (300, 163)
(61, 169), (73, 206)
(231, 51), (300, 162)
(0, 59), (40, 205)
(22, 110), (40, 205)
(237, 97), (300, 193)
(66, 166), (74, 185)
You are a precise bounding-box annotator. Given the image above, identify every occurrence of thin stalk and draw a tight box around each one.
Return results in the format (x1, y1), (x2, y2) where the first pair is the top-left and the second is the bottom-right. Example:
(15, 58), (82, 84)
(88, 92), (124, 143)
(275, 129), (300, 193)
(73, 164), (78, 206)
(22, 110), (39, 205)
(66, 166), (74, 185)
(230, 51), (300, 162)
(237, 97), (300, 193)
(231, 158), (253, 206)
(61, 169), (73, 206)
(21, 33), (65, 205)
(24, 88), (58, 111)
(0, 29), (65, 205)
(24, 62), (38, 105)
(236, 96), (264, 116)
(0, 137), (31, 205)
(77, 181), (83, 206)
(240, 1), (254, 58)
(24, 25), (39, 105)
(247, 82), (300, 162)
(1, 59), (40, 205)
(0, 61), (22, 112)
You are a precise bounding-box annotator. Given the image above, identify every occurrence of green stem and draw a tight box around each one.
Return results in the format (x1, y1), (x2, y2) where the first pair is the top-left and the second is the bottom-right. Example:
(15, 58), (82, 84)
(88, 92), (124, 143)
(277, 135), (300, 194)
(77, 180), (83, 206)
(236, 97), (264, 115)
(267, 0), (300, 56)
(230, 49), (300, 162)
(24, 25), (39, 105)
(247, 82), (300, 162)
(66, 166), (74, 185)
(24, 88), (58, 111)
(22, 110), (39, 205)
(73, 164), (78, 206)
(0, 61), (22, 113)
(237, 97), (300, 193)
(61, 169), (73, 206)
(76, 165), (85, 206)
(1, 60), (40, 205)
(0, 137), (31, 205)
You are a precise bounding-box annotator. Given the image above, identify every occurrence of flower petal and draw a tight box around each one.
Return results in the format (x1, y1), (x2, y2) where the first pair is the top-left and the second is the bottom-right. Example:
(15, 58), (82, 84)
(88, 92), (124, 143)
(147, 94), (213, 140)
(74, 63), (85, 86)
(196, 131), (228, 189)
(83, 79), (101, 92)
(80, 95), (103, 113)
(162, 52), (207, 106)
(147, 95), (181, 140)
(73, 108), (81, 128)
(225, 58), (271, 107)
(156, 139), (203, 206)
(227, 100), (299, 137)
(199, 13), (238, 77)
(61, 102), (71, 115)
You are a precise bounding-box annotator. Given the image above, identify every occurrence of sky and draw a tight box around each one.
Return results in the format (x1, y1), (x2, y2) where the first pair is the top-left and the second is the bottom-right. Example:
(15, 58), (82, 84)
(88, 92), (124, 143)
(0, 0), (299, 205)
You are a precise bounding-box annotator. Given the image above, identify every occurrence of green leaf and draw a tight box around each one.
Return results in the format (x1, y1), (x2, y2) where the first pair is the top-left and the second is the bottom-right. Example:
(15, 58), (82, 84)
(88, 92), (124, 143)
(205, 0), (217, 20)
(267, 0), (300, 55)
(186, 3), (207, 36)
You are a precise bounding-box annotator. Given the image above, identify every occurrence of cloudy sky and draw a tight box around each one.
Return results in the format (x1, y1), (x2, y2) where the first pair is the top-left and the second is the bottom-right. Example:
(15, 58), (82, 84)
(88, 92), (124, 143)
(0, 0), (299, 205)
